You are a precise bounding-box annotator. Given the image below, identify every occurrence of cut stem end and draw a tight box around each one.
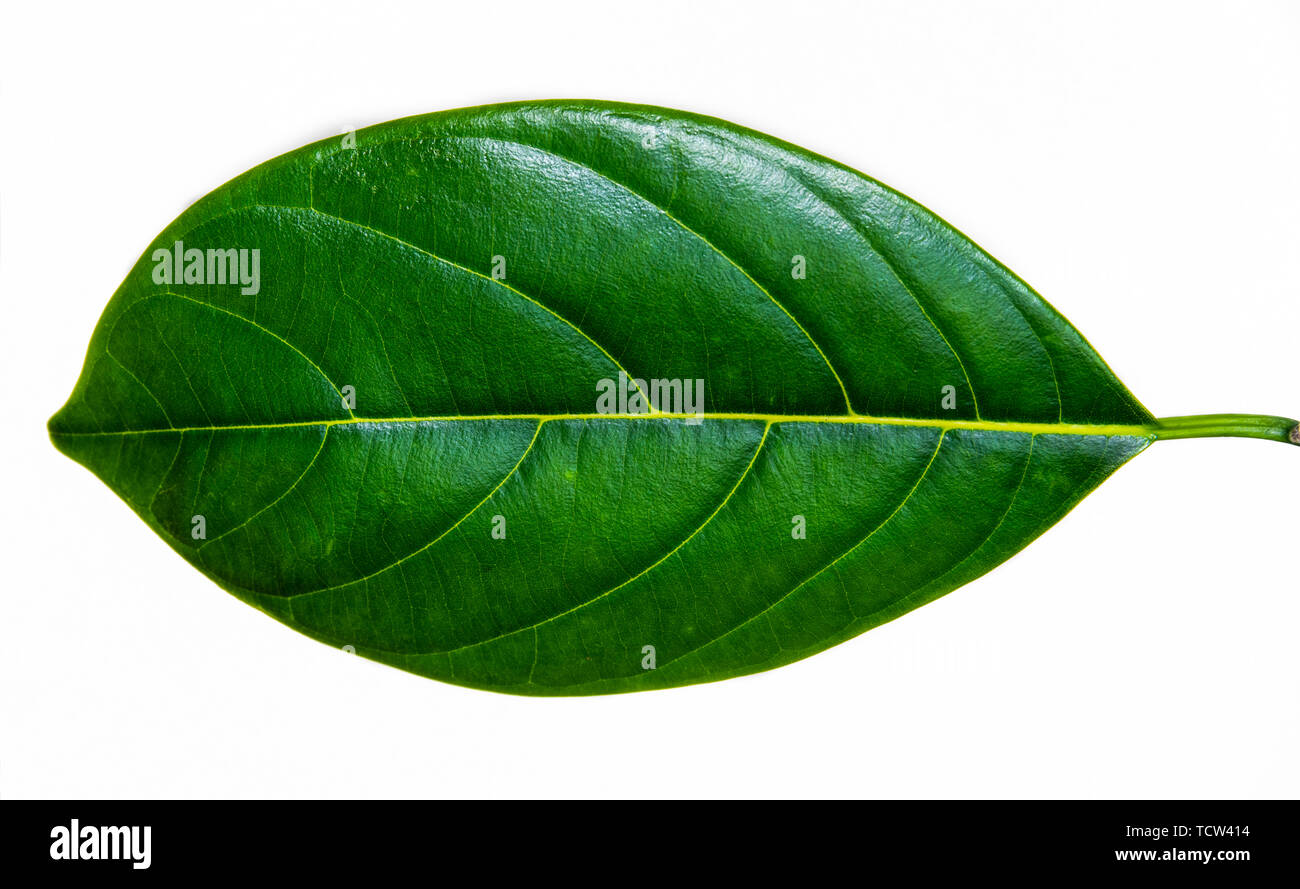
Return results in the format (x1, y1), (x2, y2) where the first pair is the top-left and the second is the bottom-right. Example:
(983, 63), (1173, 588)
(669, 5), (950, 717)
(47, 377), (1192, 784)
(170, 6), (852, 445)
(1154, 413), (1300, 446)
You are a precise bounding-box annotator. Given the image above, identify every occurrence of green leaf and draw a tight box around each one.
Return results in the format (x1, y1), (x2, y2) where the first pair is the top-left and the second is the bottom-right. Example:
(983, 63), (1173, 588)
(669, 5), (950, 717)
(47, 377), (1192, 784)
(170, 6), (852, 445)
(49, 101), (1298, 695)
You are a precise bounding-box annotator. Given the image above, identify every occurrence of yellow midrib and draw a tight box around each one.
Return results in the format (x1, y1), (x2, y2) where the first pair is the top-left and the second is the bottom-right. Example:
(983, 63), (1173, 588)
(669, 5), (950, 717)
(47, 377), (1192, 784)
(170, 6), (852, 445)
(50, 411), (1156, 438)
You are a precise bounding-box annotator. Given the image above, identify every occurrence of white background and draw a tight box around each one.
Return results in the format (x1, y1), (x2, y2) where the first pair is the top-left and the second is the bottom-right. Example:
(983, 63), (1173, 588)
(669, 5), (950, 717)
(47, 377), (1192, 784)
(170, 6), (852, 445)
(2, 0), (1297, 799)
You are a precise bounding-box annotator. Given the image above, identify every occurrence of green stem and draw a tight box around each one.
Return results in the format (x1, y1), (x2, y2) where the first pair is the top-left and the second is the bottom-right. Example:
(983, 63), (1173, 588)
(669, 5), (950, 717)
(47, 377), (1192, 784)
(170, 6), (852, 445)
(1153, 413), (1300, 445)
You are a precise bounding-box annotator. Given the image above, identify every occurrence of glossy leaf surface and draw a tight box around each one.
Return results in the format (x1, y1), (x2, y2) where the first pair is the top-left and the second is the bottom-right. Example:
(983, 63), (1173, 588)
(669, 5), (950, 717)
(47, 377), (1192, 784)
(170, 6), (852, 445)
(49, 101), (1296, 694)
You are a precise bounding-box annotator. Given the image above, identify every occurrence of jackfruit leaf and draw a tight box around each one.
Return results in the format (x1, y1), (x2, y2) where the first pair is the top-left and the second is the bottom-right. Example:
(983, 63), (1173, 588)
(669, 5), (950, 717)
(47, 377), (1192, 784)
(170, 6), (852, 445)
(49, 101), (1298, 694)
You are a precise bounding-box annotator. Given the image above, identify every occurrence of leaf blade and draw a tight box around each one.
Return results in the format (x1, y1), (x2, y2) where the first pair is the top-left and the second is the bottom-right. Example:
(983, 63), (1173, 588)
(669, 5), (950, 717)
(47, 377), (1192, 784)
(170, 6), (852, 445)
(53, 101), (1204, 694)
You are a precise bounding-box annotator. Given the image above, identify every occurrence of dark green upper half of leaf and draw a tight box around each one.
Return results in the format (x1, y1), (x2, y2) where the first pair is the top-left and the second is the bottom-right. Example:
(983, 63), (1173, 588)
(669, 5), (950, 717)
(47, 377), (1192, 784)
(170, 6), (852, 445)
(51, 100), (1152, 434)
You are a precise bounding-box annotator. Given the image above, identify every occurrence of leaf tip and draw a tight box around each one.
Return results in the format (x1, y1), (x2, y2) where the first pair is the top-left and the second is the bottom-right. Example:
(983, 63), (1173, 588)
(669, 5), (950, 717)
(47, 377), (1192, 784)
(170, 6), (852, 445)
(47, 402), (83, 459)
(47, 408), (66, 442)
